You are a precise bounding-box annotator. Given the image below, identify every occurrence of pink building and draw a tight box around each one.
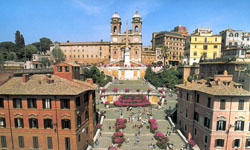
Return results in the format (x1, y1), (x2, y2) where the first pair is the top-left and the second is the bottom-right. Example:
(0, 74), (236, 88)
(176, 71), (250, 150)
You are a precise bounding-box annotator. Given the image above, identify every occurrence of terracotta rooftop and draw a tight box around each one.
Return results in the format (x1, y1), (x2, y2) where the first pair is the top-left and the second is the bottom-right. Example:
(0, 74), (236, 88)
(0, 74), (96, 96)
(176, 79), (250, 96)
(52, 42), (110, 46)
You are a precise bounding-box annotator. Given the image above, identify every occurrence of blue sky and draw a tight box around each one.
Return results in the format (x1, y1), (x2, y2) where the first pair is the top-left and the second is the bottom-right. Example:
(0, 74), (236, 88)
(0, 0), (250, 45)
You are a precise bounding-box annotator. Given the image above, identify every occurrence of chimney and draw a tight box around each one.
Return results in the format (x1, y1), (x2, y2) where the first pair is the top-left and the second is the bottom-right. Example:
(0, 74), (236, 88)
(86, 78), (93, 85)
(45, 74), (52, 84)
(22, 74), (29, 83)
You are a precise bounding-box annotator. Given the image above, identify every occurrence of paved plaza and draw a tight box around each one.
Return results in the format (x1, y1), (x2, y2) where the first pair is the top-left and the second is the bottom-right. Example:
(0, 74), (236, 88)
(94, 81), (184, 150)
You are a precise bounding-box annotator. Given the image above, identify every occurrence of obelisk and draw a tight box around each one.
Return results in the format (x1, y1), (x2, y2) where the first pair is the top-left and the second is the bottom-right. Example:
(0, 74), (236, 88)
(124, 23), (130, 66)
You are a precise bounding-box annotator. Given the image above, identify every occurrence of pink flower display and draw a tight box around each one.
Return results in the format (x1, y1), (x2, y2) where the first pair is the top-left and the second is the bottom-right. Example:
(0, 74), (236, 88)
(149, 119), (156, 124)
(100, 94), (104, 97)
(116, 64), (119, 66)
(104, 64), (106, 67)
(138, 64), (142, 67)
(125, 64), (127, 67)
(114, 131), (123, 137)
(109, 64), (113, 67)
(151, 123), (158, 129)
(147, 89), (152, 93)
(131, 64), (134, 67)
(114, 95), (151, 107)
(97, 123), (102, 129)
(112, 88), (118, 92)
(105, 101), (110, 105)
(97, 64), (101, 67)
(125, 88), (130, 92)
(155, 132), (164, 137)
(101, 88), (106, 92)
(114, 138), (120, 143)
(136, 89), (140, 92)
(159, 89), (164, 93)
(158, 101), (162, 105)
(100, 110), (105, 116)
(161, 95), (166, 98)
(108, 148), (117, 150)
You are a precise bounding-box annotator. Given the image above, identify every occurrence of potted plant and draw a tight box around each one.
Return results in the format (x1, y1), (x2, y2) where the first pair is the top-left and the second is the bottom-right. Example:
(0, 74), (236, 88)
(112, 88), (118, 92)
(125, 88), (130, 92)
(97, 123), (102, 129)
(136, 89), (140, 92)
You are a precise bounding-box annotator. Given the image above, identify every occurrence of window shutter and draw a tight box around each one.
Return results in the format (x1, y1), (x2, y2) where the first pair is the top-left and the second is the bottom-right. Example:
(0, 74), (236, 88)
(48, 137), (53, 149)
(242, 121), (244, 130)
(14, 119), (18, 128)
(62, 120), (64, 129)
(13, 99), (16, 108)
(29, 119), (32, 128)
(20, 99), (22, 108)
(36, 119), (38, 128)
(42, 99), (45, 108)
(34, 99), (37, 108)
(28, 99), (31, 108)
(216, 121), (219, 130)
(1, 136), (7, 147)
(223, 121), (226, 130)
(69, 120), (71, 129)
(44, 119), (47, 129)
(60, 100), (64, 109)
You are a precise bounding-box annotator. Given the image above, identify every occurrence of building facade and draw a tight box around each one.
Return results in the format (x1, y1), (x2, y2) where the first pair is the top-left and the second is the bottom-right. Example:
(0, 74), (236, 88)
(50, 42), (110, 66)
(152, 25), (188, 66)
(184, 28), (221, 65)
(141, 46), (156, 65)
(176, 72), (250, 150)
(110, 11), (142, 63)
(0, 62), (97, 150)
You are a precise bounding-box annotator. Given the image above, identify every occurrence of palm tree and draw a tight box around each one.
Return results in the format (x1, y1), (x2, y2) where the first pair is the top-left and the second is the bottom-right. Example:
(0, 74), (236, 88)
(161, 46), (170, 68)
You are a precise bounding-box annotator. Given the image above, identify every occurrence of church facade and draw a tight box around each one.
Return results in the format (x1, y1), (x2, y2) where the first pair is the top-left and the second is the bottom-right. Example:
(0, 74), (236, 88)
(110, 11), (142, 64)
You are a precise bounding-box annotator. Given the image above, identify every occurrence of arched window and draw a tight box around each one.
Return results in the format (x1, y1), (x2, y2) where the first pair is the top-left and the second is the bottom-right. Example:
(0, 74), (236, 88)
(235, 33), (239, 37)
(113, 26), (117, 33)
(229, 33), (233, 37)
(135, 26), (139, 32)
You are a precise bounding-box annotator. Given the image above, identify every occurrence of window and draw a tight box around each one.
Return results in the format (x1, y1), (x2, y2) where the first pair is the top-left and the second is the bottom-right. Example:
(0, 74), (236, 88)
(180, 90), (182, 98)
(186, 93), (189, 101)
(194, 45), (197, 48)
(62, 119), (71, 129)
(194, 128), (197, 135)
(13, 98), (22, 108)
(0, 98), (3, 108)
(233, 139), (240, 148)
(82, 55), (84, 58)
(47, 137), (53, 149)
(29, 118), (38, 128)
(85, 110), (89, 120)
(77, 116), (81, 127)
(113, 26), (117, 33)
(213, 52), (217, 59)
(205, 37), (207, 43)
(203, 45), (208, 50)
(60, 99), (70, 109)
(235, 33), (239, 37)
(204, 117), (210, 128)
(204, 135), (208, 145)
(114, 51), (116, 54)
(214, 45), (218, 48)
(65, 66), (69, 72)
(246, 138), (250, 148)
(194, 112), (199, 121)
(33, 136), (39, 148)
(238, 100), (244, 110)
(235, 121), (244, 131)
(195, 37), (197, 41)
(18, 136), (24, 148)
(217, 120), (226, 130)
(14, 118), (24, 128)
(185, 108), (188, 118)
(135, 26), (138, 32)
(44, 119), (53, 129)
(215, 139), (224, 147)
(42, 98), (51, 109)
(196, 94), (200, 103)
(193, 52), (197, 56)
(229, 42), (232, 47)
(220, 99), (226, 110)
(203, 52), (207, 58)
(207, 97), (211, 108)
(75, 97), (80, 107)
(1, 136), (6, 148)
(84, 92), (89, 103)
(215, 37), (218, 42)
(65, 137), (70, 150)
(27, 98), (37, 108)
(184, 124), (187, 131)
(0, 118), (5, 128)
(235, 42), (238, 46)
(78, 135), (81, 142)
(229, 33), (233, 37)
(57, 66), (62, 72)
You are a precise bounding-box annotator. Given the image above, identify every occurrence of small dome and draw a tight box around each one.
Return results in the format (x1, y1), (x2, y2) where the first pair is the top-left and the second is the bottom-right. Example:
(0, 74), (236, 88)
(112, 12), (120, 18)
(133, 11), (141, 18)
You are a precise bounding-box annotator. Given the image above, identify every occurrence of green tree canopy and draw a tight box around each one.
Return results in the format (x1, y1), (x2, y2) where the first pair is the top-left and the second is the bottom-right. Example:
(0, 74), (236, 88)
(21, 45), (38, 61)
(40, 57), (50, 68)
(51, 47), (65, 63)
(40, 38), (52, 54)
(0, 53), (4, 69)
(7, 52), (18, 61)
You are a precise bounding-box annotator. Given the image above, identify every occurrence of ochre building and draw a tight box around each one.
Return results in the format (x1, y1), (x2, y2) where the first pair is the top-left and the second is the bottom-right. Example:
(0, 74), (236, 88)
(0, 62), (97, 150)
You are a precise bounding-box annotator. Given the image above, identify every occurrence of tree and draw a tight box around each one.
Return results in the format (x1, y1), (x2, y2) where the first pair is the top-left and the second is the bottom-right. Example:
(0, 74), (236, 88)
(40, 38), (52, 54)
(7, 52), (18, 61)
(22, 45), (38, 61)
(0, 53), (4, 69)
(40, 57), (50, 68)
(51, 47), (65, 63)
(15, 31), (25, 59)
(32, 42), (40, 52)
(160, 46), (170, 68)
